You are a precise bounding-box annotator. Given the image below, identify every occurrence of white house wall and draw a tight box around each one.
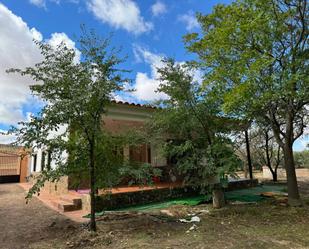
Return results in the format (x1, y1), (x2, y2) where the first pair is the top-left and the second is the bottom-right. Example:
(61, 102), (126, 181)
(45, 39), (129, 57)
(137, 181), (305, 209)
(30, 124), (68, 174)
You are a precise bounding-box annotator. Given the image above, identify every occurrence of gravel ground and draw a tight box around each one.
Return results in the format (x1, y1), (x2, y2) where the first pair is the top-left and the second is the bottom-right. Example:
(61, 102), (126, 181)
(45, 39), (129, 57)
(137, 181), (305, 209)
(0, 183), (78, 249)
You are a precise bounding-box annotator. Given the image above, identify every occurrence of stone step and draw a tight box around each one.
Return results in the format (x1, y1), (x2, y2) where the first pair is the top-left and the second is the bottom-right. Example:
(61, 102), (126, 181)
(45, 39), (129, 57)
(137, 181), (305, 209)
(60, 195), (82, 209)
(51, 199), (80, 212)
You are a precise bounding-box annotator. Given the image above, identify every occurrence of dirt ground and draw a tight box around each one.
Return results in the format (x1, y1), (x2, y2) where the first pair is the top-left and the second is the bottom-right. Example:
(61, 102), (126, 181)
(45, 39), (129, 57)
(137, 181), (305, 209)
(0, 184), (78, 249)
(1, 177), (309, 249)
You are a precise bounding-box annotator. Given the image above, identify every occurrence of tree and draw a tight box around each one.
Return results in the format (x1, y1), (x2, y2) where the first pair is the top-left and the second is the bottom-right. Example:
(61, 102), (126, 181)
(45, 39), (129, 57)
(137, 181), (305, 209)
(184, 0), (308, 206)
(7, 29), (156, 231)
(233, 126), (254, 178)
(244, 126), (253, 180)
(148, 59), (240, 208)
(234, 124), (283, 181)
(294, 150), (309, 168)
(251, 126), (283, 181)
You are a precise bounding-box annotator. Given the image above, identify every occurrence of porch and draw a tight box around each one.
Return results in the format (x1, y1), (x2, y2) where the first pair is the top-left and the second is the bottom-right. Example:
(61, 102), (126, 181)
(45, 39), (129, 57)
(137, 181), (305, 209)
(19, 180), (185, 222)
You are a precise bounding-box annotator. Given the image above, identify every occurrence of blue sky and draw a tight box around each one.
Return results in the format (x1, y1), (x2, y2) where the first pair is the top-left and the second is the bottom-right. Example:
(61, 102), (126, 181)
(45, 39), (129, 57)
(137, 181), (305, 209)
(0, 0), (307, 150)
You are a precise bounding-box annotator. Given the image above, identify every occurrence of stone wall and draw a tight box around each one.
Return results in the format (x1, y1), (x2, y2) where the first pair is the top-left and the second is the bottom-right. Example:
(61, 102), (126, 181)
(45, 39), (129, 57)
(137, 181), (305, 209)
(43, 176), (69, 195)
(81, 194), (91, 212)
(28, 173), (69, 196)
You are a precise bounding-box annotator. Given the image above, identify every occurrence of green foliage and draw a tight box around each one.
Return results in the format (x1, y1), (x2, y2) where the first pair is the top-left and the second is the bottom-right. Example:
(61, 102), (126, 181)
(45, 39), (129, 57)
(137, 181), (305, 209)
(234, 125), (283, 182)
(9, 28), (128, 151)
(251, 128), (283, 169)
(66, 130), (159, 189)
(119, 162), (161, 186)
(294, 150), (309, 168)
(184, 0), (308, 142)
(183, 0), (308, 202)
(8, 28), (158, 201)
(148, 59), (240, 191)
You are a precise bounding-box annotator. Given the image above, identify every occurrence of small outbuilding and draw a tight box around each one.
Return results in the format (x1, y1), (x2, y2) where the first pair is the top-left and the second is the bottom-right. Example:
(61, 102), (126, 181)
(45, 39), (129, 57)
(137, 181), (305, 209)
(0, 144), (29, 183)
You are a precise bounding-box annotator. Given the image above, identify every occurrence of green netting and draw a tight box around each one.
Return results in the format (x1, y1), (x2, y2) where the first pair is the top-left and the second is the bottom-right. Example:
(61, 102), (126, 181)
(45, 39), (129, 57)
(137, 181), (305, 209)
(225, 185), (286, 202)
(83, 185), (286, 216)
(114, 185), (286, 211)
(111, 195), (208, 212)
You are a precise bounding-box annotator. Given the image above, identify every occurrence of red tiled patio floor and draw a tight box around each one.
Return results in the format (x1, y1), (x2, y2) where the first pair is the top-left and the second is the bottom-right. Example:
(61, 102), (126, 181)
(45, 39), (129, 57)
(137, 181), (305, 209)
(19, 182), (184, 223)
(98, 182), (183, 195)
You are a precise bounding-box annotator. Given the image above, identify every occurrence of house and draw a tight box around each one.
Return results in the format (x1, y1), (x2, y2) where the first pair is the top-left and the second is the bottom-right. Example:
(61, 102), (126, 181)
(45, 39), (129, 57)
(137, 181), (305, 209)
(28, 100), (170, 195)
(25, 101), (257, 213)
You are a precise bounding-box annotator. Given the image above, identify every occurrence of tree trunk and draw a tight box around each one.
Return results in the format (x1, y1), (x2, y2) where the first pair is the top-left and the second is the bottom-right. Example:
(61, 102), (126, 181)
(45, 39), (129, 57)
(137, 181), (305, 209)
(245, 129), (253, 179)
(244, 164), (248, 178)
(271, 170), (278, 182)
(265, 131), (277, 182)
(212, 188), (225, 208)
(274, 147), (281, 182)
(269, 109), (302, 205)
(283, 143), (301, 206)
(89, 142), (96, 231)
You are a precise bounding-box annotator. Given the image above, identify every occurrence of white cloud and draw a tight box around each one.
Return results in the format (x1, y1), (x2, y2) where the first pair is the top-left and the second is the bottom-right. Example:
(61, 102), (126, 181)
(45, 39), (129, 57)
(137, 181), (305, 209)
(87, 0), (153, 35)
(0, 3), (78, 129)
(112, 93), (136, 104)
(132, 45), (168, 101)
(192, 68), (203, 85)
(30, 28), (43, 41)
(0, 3), (43, 125)
(29, 0), (62, 8)
(0, 106), (23, 125)
(29, 0), (46, 8)
(47, 32), (81, 63)
(0, 130), (16, 144)
(178, 11), (199, 31)
(134, 72), (167, 101)
(132, 45), (203, 102)
(151, 1), (167, 17)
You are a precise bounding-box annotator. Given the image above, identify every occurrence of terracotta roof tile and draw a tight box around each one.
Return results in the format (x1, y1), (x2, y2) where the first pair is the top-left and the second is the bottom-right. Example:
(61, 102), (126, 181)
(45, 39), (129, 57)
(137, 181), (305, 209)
(111, 100), (157, 109)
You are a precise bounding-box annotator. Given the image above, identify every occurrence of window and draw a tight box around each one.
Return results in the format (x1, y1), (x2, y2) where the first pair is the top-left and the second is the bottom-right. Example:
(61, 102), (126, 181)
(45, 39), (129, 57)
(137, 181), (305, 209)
(41, 151), (46, 171)
(129, 144), (147, 163)
(33, 154), (37, 172)
(147, 145), (151, 164)
(47, 150), (52, 170)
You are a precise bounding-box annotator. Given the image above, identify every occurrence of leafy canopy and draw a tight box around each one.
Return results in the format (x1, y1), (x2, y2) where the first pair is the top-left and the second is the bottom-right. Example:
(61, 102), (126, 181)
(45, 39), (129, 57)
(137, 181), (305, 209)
(8, 29), (157, 198)
(148, 59), (240, 190)
(184, 0), (308, 145)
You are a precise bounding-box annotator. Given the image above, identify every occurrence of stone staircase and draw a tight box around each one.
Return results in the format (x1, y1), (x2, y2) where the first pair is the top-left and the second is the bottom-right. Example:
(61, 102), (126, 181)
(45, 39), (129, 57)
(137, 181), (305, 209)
(51, 194), (82, 212)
